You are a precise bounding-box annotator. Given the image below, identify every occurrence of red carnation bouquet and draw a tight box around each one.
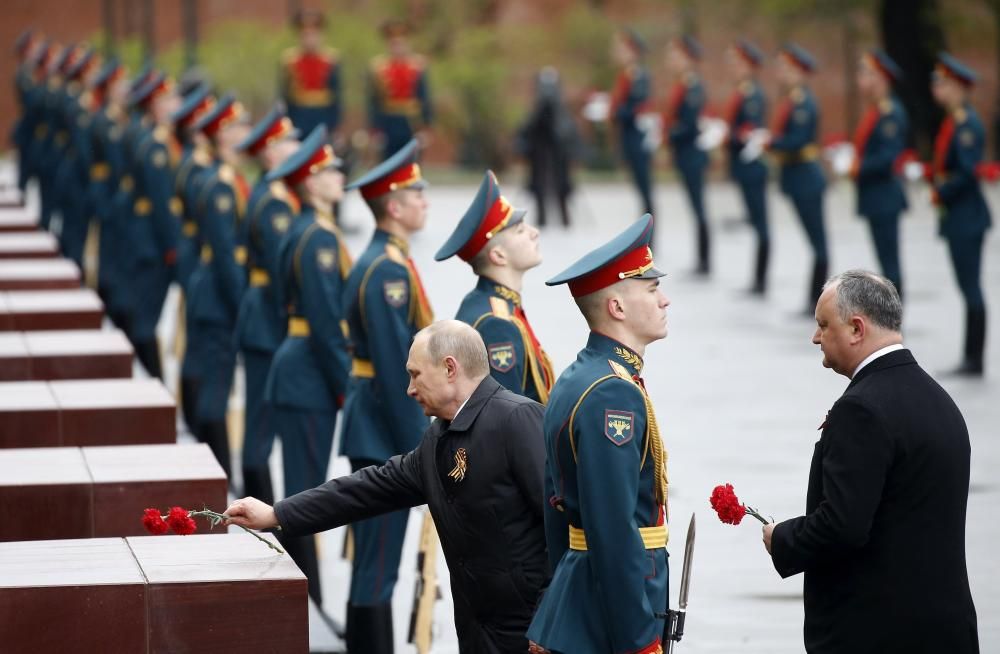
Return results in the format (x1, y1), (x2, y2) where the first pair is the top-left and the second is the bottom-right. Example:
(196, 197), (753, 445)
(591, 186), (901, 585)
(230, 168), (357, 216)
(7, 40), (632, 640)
(142, 506), (284, 554)
(710, 483), (769, 525)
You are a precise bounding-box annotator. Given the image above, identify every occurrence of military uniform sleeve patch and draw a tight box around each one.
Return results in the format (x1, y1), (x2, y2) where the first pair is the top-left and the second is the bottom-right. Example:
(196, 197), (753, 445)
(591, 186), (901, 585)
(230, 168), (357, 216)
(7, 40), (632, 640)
(152, 149), (167, 168)
(271, 213), (291, 233)
(383, 279), (409, 307)
(960, 129), (975, 147)
(794, 108), (809, 124)
(488, 342), (516, 373)
(605, 409), (635, 446)
(215, 193), (233, 212)
(882, 121), (897, 138)
(317, 247), (336, 271)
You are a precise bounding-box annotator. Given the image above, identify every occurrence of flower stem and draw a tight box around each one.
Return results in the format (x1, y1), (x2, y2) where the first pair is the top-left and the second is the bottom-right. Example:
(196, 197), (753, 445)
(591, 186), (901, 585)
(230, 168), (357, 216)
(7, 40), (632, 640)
(188, 509), (285, 555)
(744, 505), (770, 525)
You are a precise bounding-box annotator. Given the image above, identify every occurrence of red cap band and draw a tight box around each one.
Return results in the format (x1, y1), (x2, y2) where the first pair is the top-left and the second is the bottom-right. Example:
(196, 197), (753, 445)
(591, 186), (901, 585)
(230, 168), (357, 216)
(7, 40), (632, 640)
(201, 101), (243, 139)
(285, 143), (337, 187)
(568, 245), (655, 298)
(246, 116), (294, 155)
(456, 195), (514, 261)
(360, 162), (422, 200)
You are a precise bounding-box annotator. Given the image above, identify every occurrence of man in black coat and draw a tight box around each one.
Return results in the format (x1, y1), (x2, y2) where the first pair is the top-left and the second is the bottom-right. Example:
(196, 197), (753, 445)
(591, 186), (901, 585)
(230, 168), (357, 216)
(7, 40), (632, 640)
(226, 319), (548, 653)
(763, 270), (979, 653)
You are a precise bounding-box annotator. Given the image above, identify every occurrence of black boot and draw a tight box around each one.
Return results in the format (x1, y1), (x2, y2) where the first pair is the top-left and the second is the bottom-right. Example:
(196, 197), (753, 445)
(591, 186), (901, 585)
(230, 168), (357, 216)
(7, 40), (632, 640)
(808, 259), (828, 309)
(134, 339), (163, 379)
(282, 533), (323, 606)
(346, 603), (394, 654)
(200, 420), (232, 480)
(180, 377), (200, 438)
(242, 466), (274, 505)
(559, 193), (571, 227)
(951, 307), (986, 377)
(695, 222), (710, 275)
(750, 241), (770, 295)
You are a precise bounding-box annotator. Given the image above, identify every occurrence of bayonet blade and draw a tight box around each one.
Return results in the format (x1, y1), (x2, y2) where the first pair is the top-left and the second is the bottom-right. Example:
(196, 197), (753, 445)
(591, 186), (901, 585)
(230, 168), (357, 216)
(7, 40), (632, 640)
(678, 513), (696, 610)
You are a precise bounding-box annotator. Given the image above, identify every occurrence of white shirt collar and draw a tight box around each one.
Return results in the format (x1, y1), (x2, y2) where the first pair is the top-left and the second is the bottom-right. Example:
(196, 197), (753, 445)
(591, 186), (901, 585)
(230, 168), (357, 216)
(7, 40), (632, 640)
(450, 395), (472, 422)
(852, 343), (905, 378)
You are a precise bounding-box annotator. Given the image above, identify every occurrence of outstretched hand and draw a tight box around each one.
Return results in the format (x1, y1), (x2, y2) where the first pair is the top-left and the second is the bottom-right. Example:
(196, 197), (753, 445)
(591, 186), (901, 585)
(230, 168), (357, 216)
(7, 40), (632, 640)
(224, 497), (279, 531)
(763, 522), (776, 556)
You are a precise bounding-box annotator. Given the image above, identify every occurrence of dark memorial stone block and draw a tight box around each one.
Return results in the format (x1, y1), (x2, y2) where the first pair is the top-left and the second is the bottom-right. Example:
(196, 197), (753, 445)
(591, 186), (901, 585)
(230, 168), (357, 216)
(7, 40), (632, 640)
(129, 533), (308, 653)
(0, 289), (104, 331)
(0, 209), (36, 232)
(0, 232), (59, 259)
(0, 330), (132, 380)
(51, 378), (175, 446)
(0, 332), (30, 381)
(0, 447), (92, 541)
(0, 379), (175, 448)
(0, 538), (147, 653)
(23, 329), (132, 380)
(83, 443), (227, 536)
(0, 258), (80, 290)
(0, 382), (60, 447)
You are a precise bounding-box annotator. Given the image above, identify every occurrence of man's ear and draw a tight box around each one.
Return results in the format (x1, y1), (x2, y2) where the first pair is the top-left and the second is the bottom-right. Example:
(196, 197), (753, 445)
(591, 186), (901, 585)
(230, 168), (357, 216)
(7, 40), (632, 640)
(606, 294), (627, 322)
(444, 355), (460, 380)
(850, 315), (866, 342)
(487, 243), (507, 267)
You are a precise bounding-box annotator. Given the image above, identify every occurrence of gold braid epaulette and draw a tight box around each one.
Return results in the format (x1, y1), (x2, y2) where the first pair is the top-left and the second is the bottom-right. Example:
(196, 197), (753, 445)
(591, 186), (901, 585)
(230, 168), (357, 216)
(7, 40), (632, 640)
(610, 359), (667, 509)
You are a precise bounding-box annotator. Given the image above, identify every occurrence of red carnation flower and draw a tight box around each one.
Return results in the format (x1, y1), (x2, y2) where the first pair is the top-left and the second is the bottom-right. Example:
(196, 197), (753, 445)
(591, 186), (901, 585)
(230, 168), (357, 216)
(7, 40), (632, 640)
(142, 508), (169, 535)
(166, 506), (197, 535)
(710, 484), (746, 525)
(710, 483), (769, 526)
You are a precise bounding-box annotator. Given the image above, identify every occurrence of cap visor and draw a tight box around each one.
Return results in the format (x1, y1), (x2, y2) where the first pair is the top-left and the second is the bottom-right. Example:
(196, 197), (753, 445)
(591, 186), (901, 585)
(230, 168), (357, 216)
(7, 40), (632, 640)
(636, 265), (666, 280)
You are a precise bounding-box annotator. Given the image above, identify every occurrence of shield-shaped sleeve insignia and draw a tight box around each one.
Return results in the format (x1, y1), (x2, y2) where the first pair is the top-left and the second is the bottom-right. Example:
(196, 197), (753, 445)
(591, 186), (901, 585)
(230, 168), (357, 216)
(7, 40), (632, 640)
(215, 193), (233, 212)
(488, 342), (516, 373)
(882, 120), (897, 138)
(383, 280), (409, 307)
(794, 108), (809, 125)
(272, 213), (291, 233)
(960, 129), (975, 147)
(605, 410), (635, 446)
(152, 149), (167, 168)
(317, 248), (336, 271)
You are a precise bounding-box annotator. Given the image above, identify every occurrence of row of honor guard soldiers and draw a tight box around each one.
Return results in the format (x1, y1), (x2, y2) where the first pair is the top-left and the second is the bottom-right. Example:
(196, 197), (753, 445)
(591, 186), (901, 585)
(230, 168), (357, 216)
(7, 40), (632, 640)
(609, 32), (990, 376)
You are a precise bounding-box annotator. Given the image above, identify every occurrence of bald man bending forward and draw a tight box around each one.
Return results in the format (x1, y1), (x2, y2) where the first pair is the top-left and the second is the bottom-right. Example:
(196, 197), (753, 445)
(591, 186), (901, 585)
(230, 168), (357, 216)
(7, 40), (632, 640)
(226, 321), (548, 652)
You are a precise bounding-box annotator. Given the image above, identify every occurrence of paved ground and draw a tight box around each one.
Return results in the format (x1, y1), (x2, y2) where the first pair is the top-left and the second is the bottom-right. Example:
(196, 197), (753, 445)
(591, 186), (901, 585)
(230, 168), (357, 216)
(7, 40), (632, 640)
(18, 160), (992, 653)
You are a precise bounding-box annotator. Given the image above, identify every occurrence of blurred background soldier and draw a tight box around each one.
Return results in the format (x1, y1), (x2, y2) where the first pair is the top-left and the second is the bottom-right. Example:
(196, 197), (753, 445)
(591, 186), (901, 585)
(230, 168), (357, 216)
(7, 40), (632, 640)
(515, 67), (577, 228)
(280, 9), (341, 139)
(725, 39), (770, 295)
(128, 72), (181, 379)
(769, 43), (829, 311)
(609, 28), (655, 225)
(234, 105), (300, 505)
(85, 58), (128, 324)
(931, 53), (991, 377)
(665, 35), (711, 275)
(186, 95), (251, 478)
(367, 19), (432, 160)
(852, 50), (908, 299)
